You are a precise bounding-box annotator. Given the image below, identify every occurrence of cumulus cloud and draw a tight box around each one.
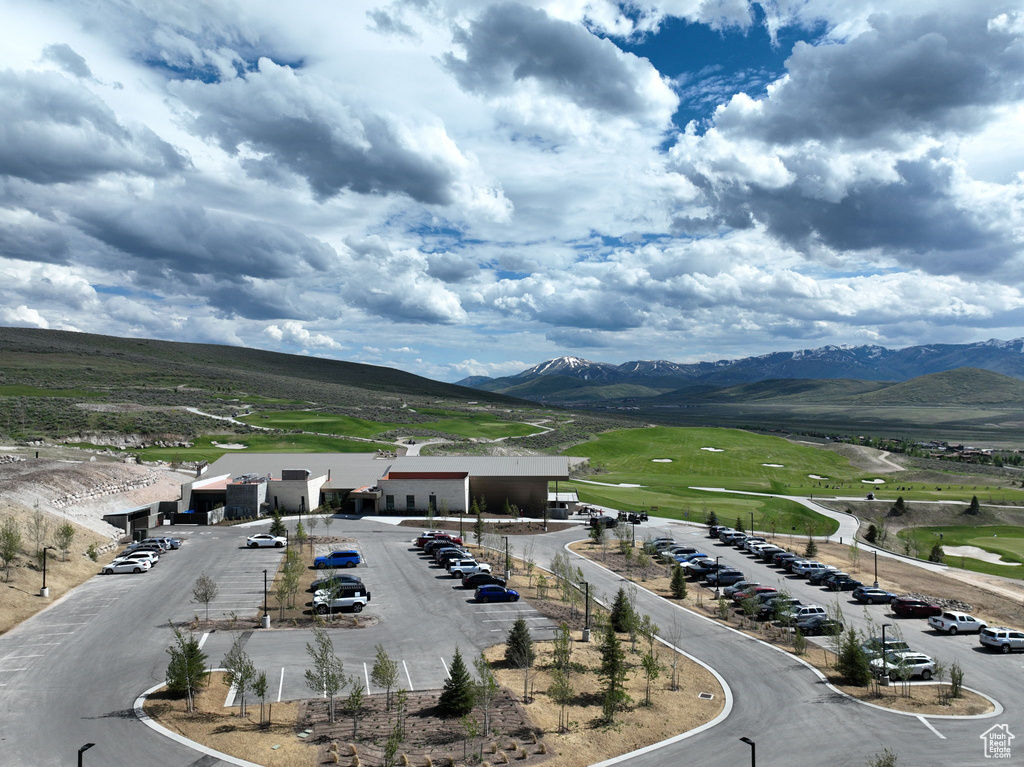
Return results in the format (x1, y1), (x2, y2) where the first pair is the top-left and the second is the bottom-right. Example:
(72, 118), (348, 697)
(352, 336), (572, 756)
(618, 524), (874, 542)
(442, 2), (677, 124)
(0, 69), (185, 184)
(263, 320), (344, 350)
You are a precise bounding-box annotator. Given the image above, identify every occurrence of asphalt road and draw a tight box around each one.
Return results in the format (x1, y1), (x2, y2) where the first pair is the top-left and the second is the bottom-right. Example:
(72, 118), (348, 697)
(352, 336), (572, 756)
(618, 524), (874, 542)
(0, 517), (1019, 766)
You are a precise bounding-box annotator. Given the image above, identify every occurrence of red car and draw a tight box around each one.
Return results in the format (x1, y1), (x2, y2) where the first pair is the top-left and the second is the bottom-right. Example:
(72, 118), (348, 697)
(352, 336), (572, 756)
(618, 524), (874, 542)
(891, 596), (942, 618)
(732, 586), (777, 604)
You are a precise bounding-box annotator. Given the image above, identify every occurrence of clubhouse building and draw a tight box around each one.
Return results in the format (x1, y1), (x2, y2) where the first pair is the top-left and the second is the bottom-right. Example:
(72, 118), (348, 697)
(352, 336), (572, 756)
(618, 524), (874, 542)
(178, 453), (574, 520)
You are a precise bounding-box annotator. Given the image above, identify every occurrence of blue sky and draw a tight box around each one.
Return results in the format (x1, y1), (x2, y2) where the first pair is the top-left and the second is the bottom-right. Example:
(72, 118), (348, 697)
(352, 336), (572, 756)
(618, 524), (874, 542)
(1, 0), (1023, 381)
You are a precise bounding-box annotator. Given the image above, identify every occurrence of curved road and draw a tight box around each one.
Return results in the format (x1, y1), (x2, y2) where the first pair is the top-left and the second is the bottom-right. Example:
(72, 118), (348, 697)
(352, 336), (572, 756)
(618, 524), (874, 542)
(0, 515), (1019, 766)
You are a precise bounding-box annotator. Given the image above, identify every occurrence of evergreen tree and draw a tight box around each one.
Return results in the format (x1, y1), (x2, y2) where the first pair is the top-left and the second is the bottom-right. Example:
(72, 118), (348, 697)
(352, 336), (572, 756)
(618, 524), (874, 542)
(928, 543), (945, 563)
(705, 510), (718, 527)
(964, 496), (981, 516)
(670, 564), (687, 599)
(269, 511), (286, 537)
(438, 647), (476, 717)
(888, 496), (907, 517)
(610, 586), (634, 632)
(805, 538), (818, 558)
(505, 617), (536, 667)
(596, 623), (629, 722)
(165, 626), (209, 713)
(865, 524), (878, 544)
(835, 629), (872, 686)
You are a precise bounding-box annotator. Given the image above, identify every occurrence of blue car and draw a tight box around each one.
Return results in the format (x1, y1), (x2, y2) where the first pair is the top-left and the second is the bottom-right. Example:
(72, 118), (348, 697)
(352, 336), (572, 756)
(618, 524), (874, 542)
(314, 550), (362, 569)
(674, 552), (710, 563)
(475, 585), (520, 603)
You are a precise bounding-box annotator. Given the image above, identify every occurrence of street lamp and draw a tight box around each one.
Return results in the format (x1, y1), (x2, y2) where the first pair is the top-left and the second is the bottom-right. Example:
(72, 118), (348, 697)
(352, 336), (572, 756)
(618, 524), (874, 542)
(40, 545), (56, 597)
(78, 743), (95, 767)
(503, 536), (510, 579)
(261, 569), (270, 629)
(713, 555), (722, 599)
(749, 511), (755, 535)
(881, 622), (893, 682)
(873, 549), (879, 588)
(740, 737), (755, 766)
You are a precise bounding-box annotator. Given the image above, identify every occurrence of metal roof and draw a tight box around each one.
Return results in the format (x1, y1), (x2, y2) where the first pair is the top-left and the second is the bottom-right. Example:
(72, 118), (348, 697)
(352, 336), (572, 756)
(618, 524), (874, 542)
(389, 455), (569, 478)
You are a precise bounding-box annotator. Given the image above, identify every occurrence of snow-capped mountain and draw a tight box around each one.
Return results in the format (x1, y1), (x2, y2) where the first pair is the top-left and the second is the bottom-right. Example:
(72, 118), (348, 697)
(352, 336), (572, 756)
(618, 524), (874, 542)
(456, 339), (1024, 401)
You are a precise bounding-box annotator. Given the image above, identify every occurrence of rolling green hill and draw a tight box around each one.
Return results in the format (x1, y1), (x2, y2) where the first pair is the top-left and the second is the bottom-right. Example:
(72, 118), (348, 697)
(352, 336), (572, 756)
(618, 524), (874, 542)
(848, 368), (1024, 406)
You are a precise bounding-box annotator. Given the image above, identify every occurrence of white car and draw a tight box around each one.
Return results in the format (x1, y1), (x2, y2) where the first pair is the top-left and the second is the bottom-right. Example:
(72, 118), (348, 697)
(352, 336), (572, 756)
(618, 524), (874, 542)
(449, 560), (493, 578)
(246, 533), (286, 548)
(928, 611), (987, 635)
(870, 651), (936, 680)
(115, 550), (159, 566)
(103, 559), (152, 574)
(792, 561), (828, 577)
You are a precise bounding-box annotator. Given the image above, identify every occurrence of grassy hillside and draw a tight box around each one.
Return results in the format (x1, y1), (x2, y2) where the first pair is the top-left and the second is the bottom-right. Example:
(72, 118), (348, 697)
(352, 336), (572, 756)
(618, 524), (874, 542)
(849, 368), (1024, 405)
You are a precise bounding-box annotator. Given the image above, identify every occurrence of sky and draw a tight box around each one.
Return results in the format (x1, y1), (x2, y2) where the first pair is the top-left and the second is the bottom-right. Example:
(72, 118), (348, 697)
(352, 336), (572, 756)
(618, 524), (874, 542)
(1, 1), (1023, 383)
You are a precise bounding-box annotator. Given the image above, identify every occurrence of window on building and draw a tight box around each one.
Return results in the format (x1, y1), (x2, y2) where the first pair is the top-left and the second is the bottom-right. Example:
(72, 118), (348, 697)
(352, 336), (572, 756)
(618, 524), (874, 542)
(385, 495), (395, 512)
(406, 495), (415, 512)
(429, 494), (437, 512)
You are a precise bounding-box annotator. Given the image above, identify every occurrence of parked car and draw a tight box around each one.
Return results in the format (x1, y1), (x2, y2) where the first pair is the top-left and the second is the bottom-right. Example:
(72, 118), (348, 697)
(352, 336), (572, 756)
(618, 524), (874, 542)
(643, 538), (675, 554)
(435, 548), (471, 566)
(979, 627), (1024, 653)
(310, 574), (362, 592)
(114, 550), (159, 566)
(891, 596), (942, 618)
(741, 537), (767, 551)
(818, 571), (850, 587)
(772, 552), (803, 567)
(475, 585), (520, 603)
(852, 587), (898, 604)
(246, 533), (286, 548)
(130, 538), (170, 552)
(103, 559), (152, 574)
(826, 576), (863, 592)
(672, 552), (711, 564)
(792, 561), (830, 577)
(313, 587), (371, 614)
(928, 611), (987, 635)
(781, 557), (809, 573)
(757, 597), (802, 620)
(156, 537), (183, 550)
(705, 568), (746, 587)
(449, 560), (492, 578)
(719, 531), (746, 544)
(684, 559), (721, 577)
(589, 515), (618, 529)
(723, 580), (760, 598)
(795, 616), (844, 636)
(124, 543), (166, 556)
(708, 525), (728, 538)
(861, 637), (912, 660)
(753, 544), (785, 560)
(807, 566), (841, 585)
(733, 586), (777, 603)
(313, 550), (362, 569)
(462, 572), (507, 589)
(870, 651), (935, 680)
(781, 605), (828, 623)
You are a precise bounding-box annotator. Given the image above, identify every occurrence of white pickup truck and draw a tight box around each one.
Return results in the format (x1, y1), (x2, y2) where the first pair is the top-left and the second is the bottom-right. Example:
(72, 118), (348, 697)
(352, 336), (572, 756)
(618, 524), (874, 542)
(449, 559), (493, 578)
(928, 611), (987, 634)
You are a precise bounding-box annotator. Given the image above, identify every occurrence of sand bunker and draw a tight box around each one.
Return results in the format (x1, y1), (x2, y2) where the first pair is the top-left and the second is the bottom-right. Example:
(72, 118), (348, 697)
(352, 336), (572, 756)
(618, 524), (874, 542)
(211, 441), (247, 450)
(808, 474), (829, 480)
(762, 463), (784, 468)
(944, 545), (1022, 566)
(861, 478), (885, 484)
(700, 447), (724, 452)
(652, 459), (673, 463)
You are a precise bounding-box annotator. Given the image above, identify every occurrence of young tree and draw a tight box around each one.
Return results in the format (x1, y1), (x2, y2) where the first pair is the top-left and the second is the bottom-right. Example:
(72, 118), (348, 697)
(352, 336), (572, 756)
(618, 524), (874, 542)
(670, 564), (687, 599)
(705, 509), (718, 527)
(548, 667), (574, 733)
(54, 521), (75, 562)
(0, 516), (22, 582)
(307, 512), (319, 551)
(438, 647), (476, 716)
(371, 644), (399, 711)
(223, 636), (257, 717)
(341, 681), (365, 739)
(522, 539), (537, 586)
(596, 622), (629, 723)
(640, 650), (663, 706)
(964, 495), (981, 516)
(253, 669), (269, 726)
(804, 537), (818, 558)
(269, 511), (286, 537)
(589, 522), (606, 547)
(273, 572), (290, 620)
(304, 627), (349, 723)
(191, 572), (219, 622)
(473, 508), (484, 546)
(322, 509), (334, 537)
(835, 629), (871, 686)
(610, 586), (634, 633)
(29, 502), (50, 556)
(294, 520), (308, 551)
(165, 625), (209, 713)
(473, 653), (500, 737)
(505, 617), (536, 667)
(849, 538), (861, 571)
(928, 542), (945, 563)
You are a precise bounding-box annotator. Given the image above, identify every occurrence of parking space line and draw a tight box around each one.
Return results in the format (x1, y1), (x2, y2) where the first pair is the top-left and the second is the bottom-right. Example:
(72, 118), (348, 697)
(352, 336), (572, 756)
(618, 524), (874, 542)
(47, 632), (75, 635)
(277, 667), (284, 702)
(3, 655), (43, 659)
(440, 656), (451, 680)
(198, 633), (210, 649)
(917, 716), (945, 739)
(403, 660), (413, 691)
(0, 668), (28, 672)
(363, 662), (371, 693)
(482, 617), (548, 623)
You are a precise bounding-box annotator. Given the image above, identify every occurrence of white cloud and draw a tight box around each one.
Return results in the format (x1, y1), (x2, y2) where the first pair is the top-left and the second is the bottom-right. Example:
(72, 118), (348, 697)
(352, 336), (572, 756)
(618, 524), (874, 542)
(263, 320), (344, 350)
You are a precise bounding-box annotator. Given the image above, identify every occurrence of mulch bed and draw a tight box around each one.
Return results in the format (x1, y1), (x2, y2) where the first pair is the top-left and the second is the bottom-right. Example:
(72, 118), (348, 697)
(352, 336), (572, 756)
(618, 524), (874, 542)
(305, 689), (551, 767)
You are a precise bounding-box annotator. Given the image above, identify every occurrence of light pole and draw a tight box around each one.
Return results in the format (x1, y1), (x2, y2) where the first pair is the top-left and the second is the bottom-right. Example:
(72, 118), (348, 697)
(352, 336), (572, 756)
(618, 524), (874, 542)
(714, 555), (722, 599)
(749, 511), (755, 535)
(873, 549), (879, 588)
(503, 536), (510, 579)
(740, 736), (755, 766)
(40, 545), (56, 597)
(261, 569), (270, 629)
(881, 622), (892, 683)
(78, 743), (95, 767)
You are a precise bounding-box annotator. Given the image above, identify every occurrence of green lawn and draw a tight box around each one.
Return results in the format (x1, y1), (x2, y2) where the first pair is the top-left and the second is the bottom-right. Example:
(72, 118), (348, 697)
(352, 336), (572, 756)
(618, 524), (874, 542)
(236, 409), (540, 440)
(898, 524), (1024, 577)
(134, 434), (383, 463)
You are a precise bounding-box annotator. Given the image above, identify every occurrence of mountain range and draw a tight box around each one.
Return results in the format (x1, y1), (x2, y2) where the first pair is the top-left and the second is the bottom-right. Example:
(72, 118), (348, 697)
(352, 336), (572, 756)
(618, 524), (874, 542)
(458, 340), (1024, 403)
